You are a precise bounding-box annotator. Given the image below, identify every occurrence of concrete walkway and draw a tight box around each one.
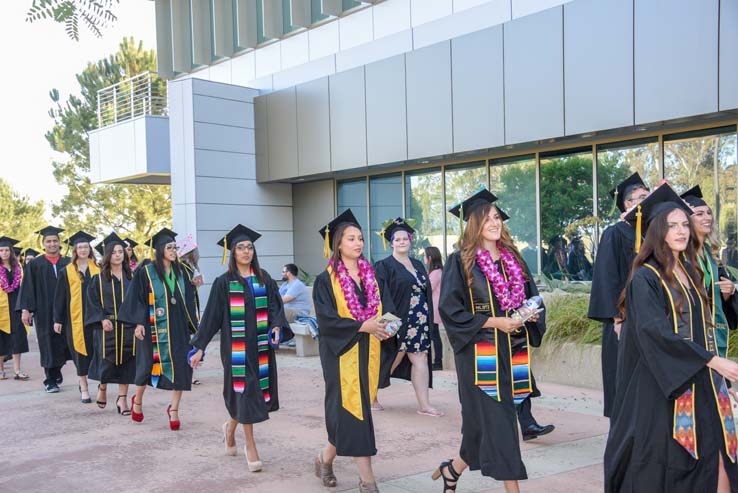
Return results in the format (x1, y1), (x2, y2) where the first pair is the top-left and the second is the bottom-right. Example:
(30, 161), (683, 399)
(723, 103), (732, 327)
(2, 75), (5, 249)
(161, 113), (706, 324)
(0, 335), (608, 492)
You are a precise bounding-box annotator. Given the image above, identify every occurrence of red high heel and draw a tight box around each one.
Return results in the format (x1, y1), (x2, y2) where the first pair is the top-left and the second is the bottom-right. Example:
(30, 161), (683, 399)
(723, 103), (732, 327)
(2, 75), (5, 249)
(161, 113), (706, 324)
(131, 395), (144, 423)
(166, 405), (180, 431)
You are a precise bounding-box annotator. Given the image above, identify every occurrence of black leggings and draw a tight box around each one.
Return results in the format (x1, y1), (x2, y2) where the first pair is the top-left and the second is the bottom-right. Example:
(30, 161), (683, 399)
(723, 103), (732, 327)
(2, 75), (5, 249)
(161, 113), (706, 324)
(430, 323), (443, 365)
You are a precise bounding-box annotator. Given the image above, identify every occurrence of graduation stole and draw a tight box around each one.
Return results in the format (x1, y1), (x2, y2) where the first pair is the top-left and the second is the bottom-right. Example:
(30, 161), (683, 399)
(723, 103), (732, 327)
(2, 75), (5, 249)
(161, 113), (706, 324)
(327, 265), (382, 421)
(470, 264), (532, 405)
(644, 263), (737, 463)
(699, 248), (729, 357)
(144, 264), (185, 387)
(0, 267), (15, 334)
(228, 272), (270, 401)
(66, 262), (100, 356)
(97, 274), (134, 365)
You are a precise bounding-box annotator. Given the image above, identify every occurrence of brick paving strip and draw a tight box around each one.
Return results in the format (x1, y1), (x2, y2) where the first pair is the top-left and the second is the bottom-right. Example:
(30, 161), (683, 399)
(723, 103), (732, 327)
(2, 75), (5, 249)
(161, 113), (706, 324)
(0, 334), (608, 492)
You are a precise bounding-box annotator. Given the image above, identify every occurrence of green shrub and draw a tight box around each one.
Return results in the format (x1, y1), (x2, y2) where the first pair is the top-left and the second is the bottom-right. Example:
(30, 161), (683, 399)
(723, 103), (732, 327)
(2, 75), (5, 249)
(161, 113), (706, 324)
(542, 293), (601, 346)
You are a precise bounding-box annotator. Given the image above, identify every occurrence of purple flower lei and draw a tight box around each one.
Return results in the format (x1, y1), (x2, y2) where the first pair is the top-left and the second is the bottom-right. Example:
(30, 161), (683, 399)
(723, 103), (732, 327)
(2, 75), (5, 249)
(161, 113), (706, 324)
(331, 257), (380, 321)
(476, 245), (525, 311)
(0, 264), (21, 293)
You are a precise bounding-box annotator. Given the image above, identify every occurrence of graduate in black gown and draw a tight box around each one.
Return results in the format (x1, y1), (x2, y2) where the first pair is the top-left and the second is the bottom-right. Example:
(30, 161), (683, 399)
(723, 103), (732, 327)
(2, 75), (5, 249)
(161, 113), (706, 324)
(605, 184), (738, 492)
(0, 237), (29, 381)
(373, 218), (439, 416)
(434, 189), (547, 493)
(117, 228), (199, 430)
(17, 226), (71, 393)
(588, 172), (649, 418)
(312, 209), (393, 493)
(85, 233), (136, 415)
(53, 231), (99, 404)
(190, 224), (292, 471)
(123, 237), (139, 271)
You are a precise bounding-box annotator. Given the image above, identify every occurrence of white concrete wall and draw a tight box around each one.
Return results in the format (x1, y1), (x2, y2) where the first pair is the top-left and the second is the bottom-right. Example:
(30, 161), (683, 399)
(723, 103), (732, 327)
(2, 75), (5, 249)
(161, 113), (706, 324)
(168, 78), (294, 304)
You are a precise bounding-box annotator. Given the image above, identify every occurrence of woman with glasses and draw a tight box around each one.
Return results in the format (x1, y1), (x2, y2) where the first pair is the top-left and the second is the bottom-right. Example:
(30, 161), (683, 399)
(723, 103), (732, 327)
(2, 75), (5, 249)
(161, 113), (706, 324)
(118, 228), (199, 430)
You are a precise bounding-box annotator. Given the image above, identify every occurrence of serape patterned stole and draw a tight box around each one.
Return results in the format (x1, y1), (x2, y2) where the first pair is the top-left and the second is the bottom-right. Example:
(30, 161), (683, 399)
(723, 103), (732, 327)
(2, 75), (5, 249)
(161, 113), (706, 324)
(471, 266), (532, 405)
(144, 265), (177, 387)
(643, 263), (737, 463)
(229, 272), (270, 402)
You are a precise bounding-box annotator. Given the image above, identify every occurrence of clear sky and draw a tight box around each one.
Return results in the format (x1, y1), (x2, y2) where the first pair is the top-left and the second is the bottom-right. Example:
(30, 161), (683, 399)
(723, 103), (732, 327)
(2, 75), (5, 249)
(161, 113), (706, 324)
(0, 0), (156, 218)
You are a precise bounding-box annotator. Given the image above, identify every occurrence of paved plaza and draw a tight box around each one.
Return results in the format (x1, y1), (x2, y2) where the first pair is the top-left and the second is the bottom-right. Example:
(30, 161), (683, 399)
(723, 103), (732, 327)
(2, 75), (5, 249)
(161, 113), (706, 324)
(1, 334), (607, 492)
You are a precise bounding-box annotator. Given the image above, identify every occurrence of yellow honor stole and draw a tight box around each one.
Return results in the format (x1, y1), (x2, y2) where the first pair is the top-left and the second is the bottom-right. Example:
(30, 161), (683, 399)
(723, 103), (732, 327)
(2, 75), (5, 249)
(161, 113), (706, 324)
(66, 262), (100, 356)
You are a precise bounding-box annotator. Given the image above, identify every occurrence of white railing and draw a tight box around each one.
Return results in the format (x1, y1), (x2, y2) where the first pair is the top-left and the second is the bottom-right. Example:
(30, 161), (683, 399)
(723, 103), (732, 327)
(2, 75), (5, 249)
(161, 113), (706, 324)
(96, 72), (167, 128)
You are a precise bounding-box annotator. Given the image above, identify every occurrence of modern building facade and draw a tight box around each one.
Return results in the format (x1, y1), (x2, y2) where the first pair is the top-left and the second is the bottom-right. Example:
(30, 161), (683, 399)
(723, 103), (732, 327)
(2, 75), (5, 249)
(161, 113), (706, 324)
(89, 0), (738, 302)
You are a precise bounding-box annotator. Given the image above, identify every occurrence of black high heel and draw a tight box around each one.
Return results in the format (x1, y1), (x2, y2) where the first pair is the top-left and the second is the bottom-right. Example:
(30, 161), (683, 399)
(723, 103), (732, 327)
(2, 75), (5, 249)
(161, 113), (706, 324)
(116, 395), (131, 416)
(96, 384), (107, 409)
(431, 459), (461, 492)
(79, 385), (92, 404)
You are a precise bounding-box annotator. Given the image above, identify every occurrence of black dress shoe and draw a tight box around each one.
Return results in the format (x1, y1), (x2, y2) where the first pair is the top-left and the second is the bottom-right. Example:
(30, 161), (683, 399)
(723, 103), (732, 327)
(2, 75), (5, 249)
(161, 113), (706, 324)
(522, 423), (555, 441)
(56, 376), (63, 385)
(45, 384), (60, 393)
(432, 363), (443, 371)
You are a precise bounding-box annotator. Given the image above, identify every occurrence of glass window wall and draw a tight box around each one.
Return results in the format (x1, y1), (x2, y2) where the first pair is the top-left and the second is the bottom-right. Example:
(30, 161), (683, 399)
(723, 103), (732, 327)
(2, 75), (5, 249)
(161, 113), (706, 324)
(444, 162), (488, 255)
(405, 168), (444, 258)
(337, 178), (369, 258)
(369, 174), (403, 261)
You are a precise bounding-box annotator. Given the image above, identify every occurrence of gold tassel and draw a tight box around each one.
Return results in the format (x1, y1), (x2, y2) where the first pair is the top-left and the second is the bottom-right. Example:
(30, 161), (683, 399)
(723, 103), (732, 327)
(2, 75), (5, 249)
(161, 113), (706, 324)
(459, 204), (464, 238)
(635, 205), (642, 253)
(149, 242), (154, 260)
(221, 236), (228, 265)
(381, 229), (387, 251)
(323, 226), (331, 258)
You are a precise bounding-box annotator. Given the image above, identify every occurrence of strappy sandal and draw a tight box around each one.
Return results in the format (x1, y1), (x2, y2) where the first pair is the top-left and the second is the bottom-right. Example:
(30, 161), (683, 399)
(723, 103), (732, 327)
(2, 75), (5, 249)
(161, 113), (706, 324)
(432, 459), (461, 492)
(359, 480), (380, 492)
(116, 395), (131, 416)
(96, 384), (107, 409)
(14, 371), (29, 380)
(314, 452), (337, 487)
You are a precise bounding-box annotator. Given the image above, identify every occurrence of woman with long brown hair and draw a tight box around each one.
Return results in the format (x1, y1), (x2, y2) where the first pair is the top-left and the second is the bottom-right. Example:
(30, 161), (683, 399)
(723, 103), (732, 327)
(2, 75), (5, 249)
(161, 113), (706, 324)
(118, 228), (199, 430)
(435, 188), (546, 493)
(605, 184), (738, 492)
(424, 246), (444, 370)
(85, 233), (136, 415)
(312, 209), (392, 493)
(53, 231), (99, 404)
(0, 237), (29, 381)
(189, 224), (291, 471)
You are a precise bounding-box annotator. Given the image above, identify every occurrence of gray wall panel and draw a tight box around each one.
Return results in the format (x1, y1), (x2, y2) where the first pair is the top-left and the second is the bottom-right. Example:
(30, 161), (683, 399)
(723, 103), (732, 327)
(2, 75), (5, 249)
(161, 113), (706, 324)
(267, 88), (299, 180)
(194, 176), (292, 205)
(330, 67), (368, 171)
(296, 77), (332, 176)
(254, 96), (269, 181)
(293, 180), (335, 276)
(504, 6), (564, 144)
(564, 0), (633, 135)
(193, 95), (253, 127)
(192, 78), (259, 101)
(720, 0), (738, 111)
(406, 41), (453, 159)
(365, 55), (408, 165)
(194, 149), (256, 179)
(451, 26), (504, 153)
(634, 0), (718, 124)
(194, 122), (255, 153)
(197, 203), (292, 231)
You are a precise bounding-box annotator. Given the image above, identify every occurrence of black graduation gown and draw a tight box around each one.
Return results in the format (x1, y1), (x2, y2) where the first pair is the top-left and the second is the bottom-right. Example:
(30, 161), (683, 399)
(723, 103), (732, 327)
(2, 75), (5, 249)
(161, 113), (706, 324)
(117, 264), (198, 391)
(84, 273), (136, 384)
(314, 270), (381, 457)
(0, 266), (29, 356)
(588, 221), (637, 417)
(191, 272), (292, 424)
(439, 252), (546, 481)
(53, 266), (95, 376)
(374, 255), (433, 389)
(16, 255), (71, 368)
(605, 264), (738, 492)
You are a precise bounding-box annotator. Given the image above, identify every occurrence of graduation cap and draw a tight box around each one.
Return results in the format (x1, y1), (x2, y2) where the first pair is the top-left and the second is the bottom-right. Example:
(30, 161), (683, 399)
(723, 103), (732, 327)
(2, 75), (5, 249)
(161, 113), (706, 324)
(0, 236), (20, 248)
(319, 209), (361, 258)
(23, 248), (39, 258)
(124, 238), (139, 249)
(144, 228), (178, 260)
(65, 231), (96, 247)
(13, 247), (22, 257)
(623, 183), (692, 253)
(609, 172), (649, 214)
(95, 232), (126, 256)
(217, 225), (262, 265)
(449, 187), (509, 237)
(680, 185), (708, 208)
(379, 217), (417, 251)
(35, 226), (64, 243)
(177, 234), (198, 257)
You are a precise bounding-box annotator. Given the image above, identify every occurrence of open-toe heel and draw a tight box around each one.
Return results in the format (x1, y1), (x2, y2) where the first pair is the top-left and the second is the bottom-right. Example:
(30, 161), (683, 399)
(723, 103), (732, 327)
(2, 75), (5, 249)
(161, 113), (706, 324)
(116, 395), (131, 416)
(431, 459), (461, 492)
(131, 395), (144, 422)
(95, 384), (107, 409)
(222, 421), (237, 456)
(314, 452), (337, 487)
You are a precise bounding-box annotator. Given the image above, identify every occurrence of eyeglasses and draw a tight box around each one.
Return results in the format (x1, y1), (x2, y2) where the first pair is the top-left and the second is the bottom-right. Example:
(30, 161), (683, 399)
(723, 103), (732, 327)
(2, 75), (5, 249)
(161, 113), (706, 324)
(235, 244), (254, 252)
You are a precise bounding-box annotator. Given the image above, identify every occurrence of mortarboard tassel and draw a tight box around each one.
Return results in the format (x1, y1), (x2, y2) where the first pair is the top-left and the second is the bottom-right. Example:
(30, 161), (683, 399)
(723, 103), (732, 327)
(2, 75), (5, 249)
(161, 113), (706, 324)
(323, 226), (331, 259)
(381, 229), (387, 252)
(149, 242), (154, 261)
(459, 204), (464, 238)
(221, 236), (228, 265)
(634, 205), (642, 253)
(609, 189), (619, 217)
